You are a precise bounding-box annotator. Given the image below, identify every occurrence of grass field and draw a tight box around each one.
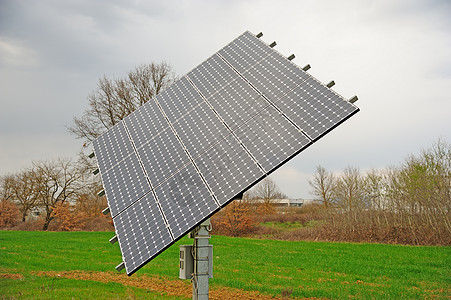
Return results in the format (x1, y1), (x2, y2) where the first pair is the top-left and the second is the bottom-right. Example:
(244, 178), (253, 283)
(0, 231), (450, 299)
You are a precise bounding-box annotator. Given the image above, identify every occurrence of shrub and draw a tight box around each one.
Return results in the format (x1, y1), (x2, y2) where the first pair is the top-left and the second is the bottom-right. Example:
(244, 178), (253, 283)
(11, 218), (45, 231)
(81, 215), (114, 231)
(213, 200), (255, 236)
(275, 209), (451, 246)
(0, 200), (20, 228)
(51, 202), (87, 231)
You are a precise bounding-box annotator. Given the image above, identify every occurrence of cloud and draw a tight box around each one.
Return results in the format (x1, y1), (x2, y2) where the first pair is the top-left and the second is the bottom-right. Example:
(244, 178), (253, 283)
(0, 0), (450, 199)
(270, 166), (312, 199)
(0, 38), (37, 68)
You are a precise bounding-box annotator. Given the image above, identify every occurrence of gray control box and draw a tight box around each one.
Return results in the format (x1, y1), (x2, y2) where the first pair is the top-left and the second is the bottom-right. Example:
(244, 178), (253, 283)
(179, 245), (213, 279)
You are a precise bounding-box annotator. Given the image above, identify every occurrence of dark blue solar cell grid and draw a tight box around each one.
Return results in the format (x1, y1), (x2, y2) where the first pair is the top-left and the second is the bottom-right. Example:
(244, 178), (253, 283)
(137, 127), (191, 189)
(195, 134), (265, 206)
(93, 122), (134, 174)
(233, 106), (312, 173)
(218, 31), (272, 74)
(273, 76), (358, 140)
(172, 101), (230, 159)
(187, 54), (238, 100)
(124, 99), (169, 149)
(154, 164), (219, 240)
(206, 75), (269, 130)
(156, 76), (205, 123)
(113, 192), (173, 274)
(242, 51), (311, 103)
(100, 152), (151, 218)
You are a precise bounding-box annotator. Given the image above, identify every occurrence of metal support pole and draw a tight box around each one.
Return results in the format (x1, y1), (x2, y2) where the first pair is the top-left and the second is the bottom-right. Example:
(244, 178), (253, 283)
(192, 219), (211, 300)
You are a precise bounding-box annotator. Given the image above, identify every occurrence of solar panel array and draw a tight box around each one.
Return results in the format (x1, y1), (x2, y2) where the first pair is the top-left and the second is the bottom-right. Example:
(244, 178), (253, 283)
(93, 30), (359, 275)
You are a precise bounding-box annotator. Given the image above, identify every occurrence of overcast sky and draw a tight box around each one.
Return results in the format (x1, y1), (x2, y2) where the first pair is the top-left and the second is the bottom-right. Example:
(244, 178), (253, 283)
(1, 0), (450, 198)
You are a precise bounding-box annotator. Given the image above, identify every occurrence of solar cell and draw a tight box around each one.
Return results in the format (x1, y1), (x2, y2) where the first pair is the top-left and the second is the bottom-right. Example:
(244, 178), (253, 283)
(136, 126), (191, 189)
(187, 54), (238, 100)
(113, 192), (172, 274)
(239, 51), (310, 103)
(204, 73), (268, 130)
(194, 133), (265, 206)
(124, 99), (169, 149)
(272, 77), (358, 140)
(156, 76), (205, 123)
(100, 151), (151, 218)
(154, 164), (219, 240)
(172, 101), (229, 159)
(92, 30), (359, 275)
(233, 106), (312, 173)
(218, 31), (272, 74)
(93, 122), (134, 175)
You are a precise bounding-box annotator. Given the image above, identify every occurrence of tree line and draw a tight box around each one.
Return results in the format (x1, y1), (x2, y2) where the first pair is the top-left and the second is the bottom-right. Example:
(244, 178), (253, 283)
(213, 140), (450, 245)
(308, 139), (450, 243)
(0, 158), (105, 230)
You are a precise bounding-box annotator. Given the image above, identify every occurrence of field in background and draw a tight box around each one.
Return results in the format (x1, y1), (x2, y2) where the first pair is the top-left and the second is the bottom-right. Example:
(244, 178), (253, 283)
(211, 202), (451, 246)
(0, 231), (450, 299)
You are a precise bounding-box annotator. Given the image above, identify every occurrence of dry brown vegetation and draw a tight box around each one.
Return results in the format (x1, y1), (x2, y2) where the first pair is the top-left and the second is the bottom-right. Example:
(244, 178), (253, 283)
(213, 140), (451, 246)
(0, 156), (114, 232)
(213, 202), (450, 246)
(0, 199), (20, 228)
(214, 199), (255, 236)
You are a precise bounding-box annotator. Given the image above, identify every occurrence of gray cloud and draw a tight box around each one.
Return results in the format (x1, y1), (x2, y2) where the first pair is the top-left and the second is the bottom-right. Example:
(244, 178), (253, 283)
(1, 0), (450, 198)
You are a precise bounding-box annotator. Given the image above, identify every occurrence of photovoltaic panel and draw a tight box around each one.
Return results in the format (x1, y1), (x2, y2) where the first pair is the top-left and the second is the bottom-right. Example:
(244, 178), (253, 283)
(239, 51), (311, 103)
(92, 30), (359, 275)
(154, 164), (219, 240)
(100, 151), (151, 218)
(272, 76), (358, 141)
(187, 54), (238, 100)
(156, 76), (205, 123)
(203, 74), (268, 130)
(136, 126), (191, 189)
(93, 122), (134, 174)
(124, 99), (169, 149)
(218, 31), (273, 74)
(233, 106), (312, 173)
(194, 133), (265, 206)
(113, 192), (172, 274)
(172, 101), (229, 159)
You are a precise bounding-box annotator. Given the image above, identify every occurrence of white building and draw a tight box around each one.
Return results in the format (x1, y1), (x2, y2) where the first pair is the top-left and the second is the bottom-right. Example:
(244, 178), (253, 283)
(244, 198), (322, 207)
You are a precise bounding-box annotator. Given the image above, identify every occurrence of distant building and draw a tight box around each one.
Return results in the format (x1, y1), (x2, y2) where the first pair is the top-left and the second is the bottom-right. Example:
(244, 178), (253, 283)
(243, 198), (322, 207)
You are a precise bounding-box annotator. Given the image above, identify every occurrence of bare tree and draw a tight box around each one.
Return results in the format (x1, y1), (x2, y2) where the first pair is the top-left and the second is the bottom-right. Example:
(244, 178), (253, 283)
(363, 169), (385, 210)
(250, 177), (285, 213)
(69, 62), (177, 145)
(33, 159), (83, 230)
(75, 172), (106, 217)
(333, 166), (365, 211)
(385, 139), (451, 237)
(309, 165), (336, 208)
(1, 171), (40, 222)
(0, 175), (14, 201)
(421, 138), (451, 216)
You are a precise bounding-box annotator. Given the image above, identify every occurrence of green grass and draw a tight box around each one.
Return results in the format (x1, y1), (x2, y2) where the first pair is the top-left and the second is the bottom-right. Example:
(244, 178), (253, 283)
(0, 275), (185, 299)
(1, 231), (450, 299)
